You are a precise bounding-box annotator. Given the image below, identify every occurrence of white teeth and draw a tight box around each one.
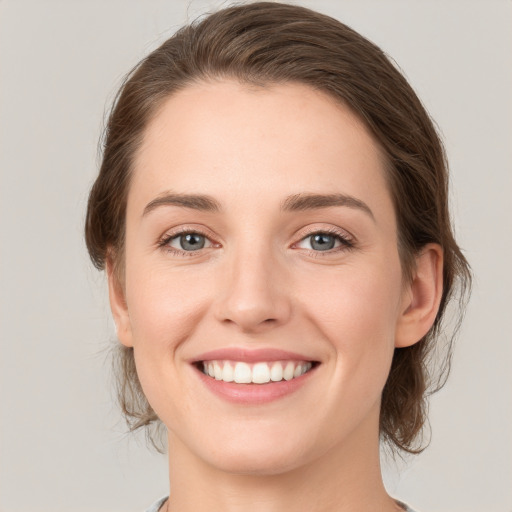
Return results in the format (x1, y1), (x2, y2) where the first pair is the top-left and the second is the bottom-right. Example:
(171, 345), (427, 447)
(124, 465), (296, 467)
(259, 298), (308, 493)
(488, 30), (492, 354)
(233, 362), (252, 384)
(252, 362), (271, 384)
(270, 362), (283, 382)
(283, 361), (295, 381)
(201, 360), (314, 384)
(222, 361), (234, 382)
(213, 361), (222, 380)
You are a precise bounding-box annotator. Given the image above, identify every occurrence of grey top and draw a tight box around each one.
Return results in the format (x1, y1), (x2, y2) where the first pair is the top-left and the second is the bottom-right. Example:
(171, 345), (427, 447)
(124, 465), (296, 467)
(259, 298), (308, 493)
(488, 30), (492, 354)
(397, 500), (418, 512)
(144, 496), (417, 511)
(145, 496), (168, 512)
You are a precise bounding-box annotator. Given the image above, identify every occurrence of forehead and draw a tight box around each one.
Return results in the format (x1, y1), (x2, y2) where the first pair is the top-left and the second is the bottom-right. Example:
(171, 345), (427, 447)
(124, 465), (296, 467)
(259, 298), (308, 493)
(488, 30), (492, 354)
(129, 80), (391, 218)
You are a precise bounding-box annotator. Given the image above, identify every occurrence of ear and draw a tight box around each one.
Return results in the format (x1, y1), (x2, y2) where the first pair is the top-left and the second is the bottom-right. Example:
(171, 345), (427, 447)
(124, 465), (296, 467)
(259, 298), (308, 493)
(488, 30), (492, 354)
(106, 257), (134, 348)
(395, 243), (444, 348)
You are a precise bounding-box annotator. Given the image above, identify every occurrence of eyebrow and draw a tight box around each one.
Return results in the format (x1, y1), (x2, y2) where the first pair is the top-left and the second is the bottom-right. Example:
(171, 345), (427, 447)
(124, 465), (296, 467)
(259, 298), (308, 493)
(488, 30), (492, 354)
(143, 192), (221, 216)
(142, 191), (374, 220)
(281, 193), (374, 220)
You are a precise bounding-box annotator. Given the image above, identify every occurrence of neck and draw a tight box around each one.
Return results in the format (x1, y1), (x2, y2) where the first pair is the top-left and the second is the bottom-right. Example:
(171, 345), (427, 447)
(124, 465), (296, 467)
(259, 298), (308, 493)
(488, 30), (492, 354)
(165, 409), (401, 512)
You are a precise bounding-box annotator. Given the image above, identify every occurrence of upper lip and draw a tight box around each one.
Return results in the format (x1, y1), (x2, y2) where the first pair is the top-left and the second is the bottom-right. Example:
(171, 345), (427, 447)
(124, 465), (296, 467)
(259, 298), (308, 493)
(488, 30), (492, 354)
(190, 348), (317, 363)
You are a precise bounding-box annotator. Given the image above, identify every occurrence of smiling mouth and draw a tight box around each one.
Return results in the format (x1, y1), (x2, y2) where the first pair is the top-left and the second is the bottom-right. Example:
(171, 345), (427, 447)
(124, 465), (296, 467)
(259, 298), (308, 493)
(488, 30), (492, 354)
(198, 360), (316, 384)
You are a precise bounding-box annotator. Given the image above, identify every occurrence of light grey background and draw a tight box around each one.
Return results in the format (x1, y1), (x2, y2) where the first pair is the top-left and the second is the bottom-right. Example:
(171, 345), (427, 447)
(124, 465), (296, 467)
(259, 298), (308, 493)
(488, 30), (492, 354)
(1, 1), (511, 511)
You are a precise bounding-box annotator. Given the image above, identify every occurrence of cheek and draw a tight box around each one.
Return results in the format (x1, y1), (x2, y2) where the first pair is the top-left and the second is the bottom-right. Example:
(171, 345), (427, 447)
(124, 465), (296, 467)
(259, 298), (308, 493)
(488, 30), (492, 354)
(298, 257), (403, 389)
(299, 257), (402, 337)
(126, 264), (212, 350)
(124, 263), (215, 421)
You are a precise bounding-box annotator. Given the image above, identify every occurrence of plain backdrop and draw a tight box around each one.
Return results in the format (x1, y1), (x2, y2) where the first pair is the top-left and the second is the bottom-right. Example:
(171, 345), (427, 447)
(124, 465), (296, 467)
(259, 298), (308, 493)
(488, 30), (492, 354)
(1, 1), (511, 511)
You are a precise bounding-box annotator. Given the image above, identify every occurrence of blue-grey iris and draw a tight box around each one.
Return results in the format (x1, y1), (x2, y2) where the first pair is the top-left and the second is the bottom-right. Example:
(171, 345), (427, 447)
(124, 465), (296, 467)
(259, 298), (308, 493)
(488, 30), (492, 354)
(310, 234), (335, 251)
(180, 233), (205, 251)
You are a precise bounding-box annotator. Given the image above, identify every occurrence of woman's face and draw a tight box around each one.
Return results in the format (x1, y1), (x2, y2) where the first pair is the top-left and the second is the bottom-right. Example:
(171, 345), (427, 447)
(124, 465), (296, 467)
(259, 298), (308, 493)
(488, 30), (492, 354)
(114, 80), (411, 474)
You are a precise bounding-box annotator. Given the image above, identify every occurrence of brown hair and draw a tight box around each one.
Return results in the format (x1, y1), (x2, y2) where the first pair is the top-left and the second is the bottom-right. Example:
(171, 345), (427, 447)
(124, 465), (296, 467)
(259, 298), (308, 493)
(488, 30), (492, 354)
(85, 1), (471, 454)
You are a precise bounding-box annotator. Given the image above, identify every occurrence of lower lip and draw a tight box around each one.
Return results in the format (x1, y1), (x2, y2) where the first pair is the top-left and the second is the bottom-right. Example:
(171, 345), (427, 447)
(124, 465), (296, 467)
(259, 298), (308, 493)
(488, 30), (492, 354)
(195, 366), (317, 404)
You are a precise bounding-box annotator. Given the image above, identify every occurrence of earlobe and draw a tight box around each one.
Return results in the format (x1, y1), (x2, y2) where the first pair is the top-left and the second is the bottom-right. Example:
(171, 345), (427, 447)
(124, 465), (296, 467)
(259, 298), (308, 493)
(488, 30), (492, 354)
(395, 244), (444, 348)
(106, 257), (134, 348)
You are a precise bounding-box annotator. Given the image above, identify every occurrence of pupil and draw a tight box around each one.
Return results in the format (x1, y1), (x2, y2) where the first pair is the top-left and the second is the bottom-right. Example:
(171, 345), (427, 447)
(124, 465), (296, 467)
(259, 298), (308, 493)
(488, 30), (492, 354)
(181, 233), (205, 251)
(311, 234), (335, 251)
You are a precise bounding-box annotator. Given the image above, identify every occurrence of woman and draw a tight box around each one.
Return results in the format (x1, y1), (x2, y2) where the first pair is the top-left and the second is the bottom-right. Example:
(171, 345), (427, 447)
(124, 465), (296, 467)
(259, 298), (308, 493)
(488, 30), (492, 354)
(85, 2), (471, 511)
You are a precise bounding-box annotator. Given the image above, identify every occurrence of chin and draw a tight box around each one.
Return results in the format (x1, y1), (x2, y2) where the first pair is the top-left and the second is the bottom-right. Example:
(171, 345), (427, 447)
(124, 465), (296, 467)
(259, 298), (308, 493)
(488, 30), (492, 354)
(194, 427), (315, 476)
(208, 447), (307, 477)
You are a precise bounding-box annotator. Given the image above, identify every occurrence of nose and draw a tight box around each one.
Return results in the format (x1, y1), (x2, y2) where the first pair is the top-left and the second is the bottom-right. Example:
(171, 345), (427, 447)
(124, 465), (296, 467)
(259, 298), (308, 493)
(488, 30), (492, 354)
(213, 246), (292, 334)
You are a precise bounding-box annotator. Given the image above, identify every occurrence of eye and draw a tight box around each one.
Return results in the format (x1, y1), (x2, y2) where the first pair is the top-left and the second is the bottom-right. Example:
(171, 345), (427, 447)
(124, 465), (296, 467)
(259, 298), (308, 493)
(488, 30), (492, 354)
(295, 230), (353, 252)
(167, 232), (213, 252)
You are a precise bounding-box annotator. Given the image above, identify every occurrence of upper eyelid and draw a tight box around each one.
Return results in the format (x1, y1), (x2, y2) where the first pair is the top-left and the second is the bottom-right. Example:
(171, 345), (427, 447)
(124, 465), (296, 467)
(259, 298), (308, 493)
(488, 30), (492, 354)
(292, 230), (354, 252)
(293, 225), (355, 245)
(158, 225), (219, 244)
(160, 224), (352, 240)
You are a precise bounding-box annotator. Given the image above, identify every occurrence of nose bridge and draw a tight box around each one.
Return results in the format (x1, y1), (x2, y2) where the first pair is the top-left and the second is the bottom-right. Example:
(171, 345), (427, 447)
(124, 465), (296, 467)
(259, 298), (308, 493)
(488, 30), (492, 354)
(214, 235), (291, 332)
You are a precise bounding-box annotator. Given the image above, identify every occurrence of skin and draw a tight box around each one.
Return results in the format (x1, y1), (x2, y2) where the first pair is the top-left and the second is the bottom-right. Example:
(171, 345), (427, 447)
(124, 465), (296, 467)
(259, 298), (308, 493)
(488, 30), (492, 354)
(108, 80), (443, 512)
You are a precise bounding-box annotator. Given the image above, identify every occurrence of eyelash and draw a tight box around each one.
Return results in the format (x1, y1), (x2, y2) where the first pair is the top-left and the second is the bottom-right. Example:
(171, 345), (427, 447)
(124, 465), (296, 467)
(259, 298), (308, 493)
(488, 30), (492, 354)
(157, 228), (218, 258)
(295, 227), (355, 258)
(157, 226), (355, 257)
